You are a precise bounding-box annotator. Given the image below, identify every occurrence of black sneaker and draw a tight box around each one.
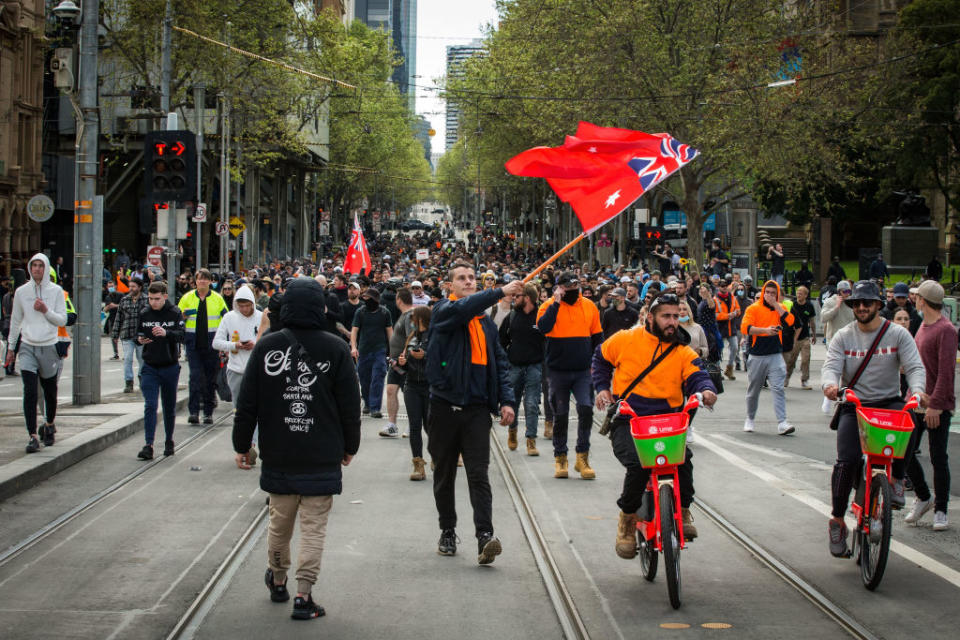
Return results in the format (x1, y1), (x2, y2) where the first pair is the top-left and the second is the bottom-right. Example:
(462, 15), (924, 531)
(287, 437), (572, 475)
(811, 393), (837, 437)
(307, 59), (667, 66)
(437, 529), (457, 556)
(188, 415), (200, 425)
(25, 436), (40, 454)
(477, 533), (502, 565)
(137, 445), (154, 460)
(264, 568), (290, 603)
(362, 405), (370, 415)
(203, 415), (214, 425)
(829, 520), (850, 558)
(110, 354), (120, 360)
(163, 441), (175, 457)
(39, 424), (55, 447)
(371, 411), (383, 419)
(291, 594), (325, 620)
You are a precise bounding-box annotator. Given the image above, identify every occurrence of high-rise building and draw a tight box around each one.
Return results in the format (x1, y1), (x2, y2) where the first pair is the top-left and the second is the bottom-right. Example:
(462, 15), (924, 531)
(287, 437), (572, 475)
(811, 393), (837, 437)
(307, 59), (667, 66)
(354, 0), (417, 113)
(444, 40), (484, 151)
(412, 115), (432, 167)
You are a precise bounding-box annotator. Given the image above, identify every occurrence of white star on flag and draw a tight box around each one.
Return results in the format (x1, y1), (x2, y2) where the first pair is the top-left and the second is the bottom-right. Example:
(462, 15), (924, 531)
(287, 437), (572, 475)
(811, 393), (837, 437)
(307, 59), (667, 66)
(588, 146), (598, 153)
(604, 190), (621, 208)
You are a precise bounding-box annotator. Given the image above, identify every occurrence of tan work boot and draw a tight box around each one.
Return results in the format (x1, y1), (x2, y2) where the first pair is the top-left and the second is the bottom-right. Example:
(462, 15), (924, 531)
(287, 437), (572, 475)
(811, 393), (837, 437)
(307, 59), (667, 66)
(682, 508), (698, 540)
(507, 427), (518, 451)
(724, 365), (736, 381)
(573, 451), (596, 479)
(616, 511), (638, 559)
(543, 420), (553, 439)
(554, 454), (568, 478)
(410, 457), (426, 481)
(526, 438), (539, 456)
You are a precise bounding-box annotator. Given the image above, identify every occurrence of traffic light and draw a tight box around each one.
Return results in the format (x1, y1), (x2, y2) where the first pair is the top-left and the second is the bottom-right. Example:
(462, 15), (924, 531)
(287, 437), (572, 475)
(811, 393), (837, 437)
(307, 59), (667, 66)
(644, 227), (664, 241)
(144, 130), (196, 202)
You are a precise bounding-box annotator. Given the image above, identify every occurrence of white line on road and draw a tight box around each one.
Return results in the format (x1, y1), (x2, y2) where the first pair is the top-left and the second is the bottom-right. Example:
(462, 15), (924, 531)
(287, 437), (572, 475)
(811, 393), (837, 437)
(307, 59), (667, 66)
(697, 433), (960, 590)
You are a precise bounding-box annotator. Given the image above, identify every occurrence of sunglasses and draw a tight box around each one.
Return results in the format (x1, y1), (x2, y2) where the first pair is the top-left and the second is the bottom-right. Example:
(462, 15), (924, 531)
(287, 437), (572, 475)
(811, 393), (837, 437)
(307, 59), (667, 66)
(649, 293), (680, 311)
(851, 300), (876, 308)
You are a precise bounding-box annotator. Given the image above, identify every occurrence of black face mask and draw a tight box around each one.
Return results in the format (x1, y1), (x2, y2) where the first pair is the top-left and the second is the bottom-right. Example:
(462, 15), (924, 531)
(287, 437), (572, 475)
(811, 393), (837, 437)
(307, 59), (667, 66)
(562, 289), (580, 305)
(365, 298), (379, 311)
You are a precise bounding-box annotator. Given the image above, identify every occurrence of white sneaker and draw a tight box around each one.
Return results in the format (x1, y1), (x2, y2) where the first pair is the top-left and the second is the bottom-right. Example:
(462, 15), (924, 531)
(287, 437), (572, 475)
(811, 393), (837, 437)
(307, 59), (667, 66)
(904, 497), (932, 524)
(378, 423), (400, 438)
(686, 424), (695, 444)
(401, 430), (409, 438)
(933, 511), (949, 531)
(777, 421), (796, 436)
(743, 418), (755, 433)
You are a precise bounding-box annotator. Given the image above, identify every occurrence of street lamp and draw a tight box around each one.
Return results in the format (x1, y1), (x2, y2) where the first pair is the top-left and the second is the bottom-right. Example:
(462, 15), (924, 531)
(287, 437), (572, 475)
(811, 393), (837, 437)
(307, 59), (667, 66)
(51, 0), (81, 22)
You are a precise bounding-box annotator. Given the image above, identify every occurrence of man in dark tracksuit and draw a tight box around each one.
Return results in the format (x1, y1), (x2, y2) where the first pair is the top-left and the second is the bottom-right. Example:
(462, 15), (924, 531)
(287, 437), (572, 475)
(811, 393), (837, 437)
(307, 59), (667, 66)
(427, 260), (519, 564)
(233, 279), (361, 620)
(537, 271), (603, 480)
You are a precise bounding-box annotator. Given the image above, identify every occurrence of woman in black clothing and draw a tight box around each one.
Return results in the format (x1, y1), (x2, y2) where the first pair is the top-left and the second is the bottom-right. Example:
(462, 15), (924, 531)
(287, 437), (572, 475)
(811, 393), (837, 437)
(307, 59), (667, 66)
(399, 305), (431, 481)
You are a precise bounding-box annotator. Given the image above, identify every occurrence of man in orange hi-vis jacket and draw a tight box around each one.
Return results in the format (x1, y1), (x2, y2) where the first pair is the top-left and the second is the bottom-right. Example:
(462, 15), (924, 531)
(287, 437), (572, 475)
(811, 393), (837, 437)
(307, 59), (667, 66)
(741, 280), (798, 436)
(537, 271), (603, 480)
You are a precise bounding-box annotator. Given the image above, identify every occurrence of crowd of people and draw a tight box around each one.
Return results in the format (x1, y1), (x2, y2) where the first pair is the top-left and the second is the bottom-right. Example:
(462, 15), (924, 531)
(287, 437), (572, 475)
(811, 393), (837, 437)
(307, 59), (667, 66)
(0, 224), (953, 620)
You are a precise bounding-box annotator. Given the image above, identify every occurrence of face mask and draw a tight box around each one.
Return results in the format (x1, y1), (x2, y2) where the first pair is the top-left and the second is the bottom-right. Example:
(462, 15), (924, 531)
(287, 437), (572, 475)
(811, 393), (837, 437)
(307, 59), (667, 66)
(108, 287), (115, 293)
(679, 315), (690, 323)
(562, 289), (580, 305)
(365, 298), (379, 311)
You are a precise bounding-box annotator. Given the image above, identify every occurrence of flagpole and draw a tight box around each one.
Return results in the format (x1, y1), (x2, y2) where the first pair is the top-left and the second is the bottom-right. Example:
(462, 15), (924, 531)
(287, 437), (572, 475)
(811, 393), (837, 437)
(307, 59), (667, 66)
(523, 232), (587, 284)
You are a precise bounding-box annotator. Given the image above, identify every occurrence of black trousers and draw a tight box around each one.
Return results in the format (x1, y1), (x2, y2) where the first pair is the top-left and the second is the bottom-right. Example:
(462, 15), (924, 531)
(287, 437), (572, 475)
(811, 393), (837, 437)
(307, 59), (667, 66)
(427, 399), (493, 536)
(905, 411), (951, 513)
(23, 371), (58, 435)
(404, 382), (430, 459)
(610, 417), (694, 512)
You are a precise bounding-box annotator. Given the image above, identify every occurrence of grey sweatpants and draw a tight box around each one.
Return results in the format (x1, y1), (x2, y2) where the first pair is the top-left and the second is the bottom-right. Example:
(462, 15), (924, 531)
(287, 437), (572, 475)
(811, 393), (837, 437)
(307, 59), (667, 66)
(745, 353), (787, 422)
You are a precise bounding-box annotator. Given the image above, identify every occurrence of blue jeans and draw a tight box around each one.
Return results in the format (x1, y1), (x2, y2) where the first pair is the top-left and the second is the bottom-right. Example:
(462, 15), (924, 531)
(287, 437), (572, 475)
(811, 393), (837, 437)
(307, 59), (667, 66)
(508, 363), (542, 438)
(357, 350), (387, 412)
(185, 334), (218, 417)
(142, 363), (180, 445)
(547, 368), (594, 455)
(122, 339), (143, 383)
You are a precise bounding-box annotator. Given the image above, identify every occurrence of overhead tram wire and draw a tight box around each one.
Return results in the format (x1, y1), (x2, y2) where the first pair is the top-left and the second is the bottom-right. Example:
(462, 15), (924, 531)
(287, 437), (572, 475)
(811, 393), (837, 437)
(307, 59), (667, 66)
(171, 26), (357, 91)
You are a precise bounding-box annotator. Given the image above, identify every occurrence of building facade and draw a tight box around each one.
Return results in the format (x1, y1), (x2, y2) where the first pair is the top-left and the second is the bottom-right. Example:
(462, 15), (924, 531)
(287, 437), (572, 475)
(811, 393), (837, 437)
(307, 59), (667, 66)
(354, 0), (417, 113)
(444, 40), (483, 151)
(0, 0), (46, 274)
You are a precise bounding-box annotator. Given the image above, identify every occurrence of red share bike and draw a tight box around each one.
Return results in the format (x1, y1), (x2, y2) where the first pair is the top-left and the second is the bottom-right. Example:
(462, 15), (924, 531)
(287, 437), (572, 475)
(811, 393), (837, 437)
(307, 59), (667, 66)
(841, 388), (919, 590)
(616, 393), (702, 609)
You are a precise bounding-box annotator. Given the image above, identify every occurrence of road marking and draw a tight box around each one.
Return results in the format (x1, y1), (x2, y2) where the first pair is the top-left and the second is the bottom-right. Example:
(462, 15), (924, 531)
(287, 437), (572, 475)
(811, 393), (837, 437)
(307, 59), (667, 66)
(697, 433), (960, 590)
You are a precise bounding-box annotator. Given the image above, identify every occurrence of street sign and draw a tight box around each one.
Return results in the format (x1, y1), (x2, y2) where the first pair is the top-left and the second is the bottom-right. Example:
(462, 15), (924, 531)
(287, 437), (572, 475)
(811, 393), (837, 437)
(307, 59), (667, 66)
(215, 221), (229, 236)
(474, 225), (482, 235)
(229, 216), (245, 237)
(416, 249), (429, 261)
(192, 202), (207, 223)
(27, 194), (55, 223)
(146, 245), (166, 268)
(319, 221), (330, 236)
(320, 210), (330, 222)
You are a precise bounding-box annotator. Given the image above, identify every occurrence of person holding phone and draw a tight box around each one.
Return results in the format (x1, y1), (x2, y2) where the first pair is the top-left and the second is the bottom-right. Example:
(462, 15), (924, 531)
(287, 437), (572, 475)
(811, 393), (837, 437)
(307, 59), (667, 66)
(398, 305), (432, 480)
(213, 285), (263, 461)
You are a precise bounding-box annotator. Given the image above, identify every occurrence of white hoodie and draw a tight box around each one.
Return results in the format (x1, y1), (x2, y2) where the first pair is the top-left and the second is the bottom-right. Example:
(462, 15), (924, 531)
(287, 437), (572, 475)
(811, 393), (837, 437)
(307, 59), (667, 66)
(212, 285), (263, 373)
(8, 253), (67, 348)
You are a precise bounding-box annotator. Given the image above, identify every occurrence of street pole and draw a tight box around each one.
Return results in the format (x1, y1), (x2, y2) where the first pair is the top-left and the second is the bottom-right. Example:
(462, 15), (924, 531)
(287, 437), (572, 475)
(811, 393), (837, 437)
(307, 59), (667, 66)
(194, 84), (205, 273)
(219, 93), (230, 275)
(235, 142), (241, 273)
(160, 0), (178, 301)
(73, 0), (102, 405)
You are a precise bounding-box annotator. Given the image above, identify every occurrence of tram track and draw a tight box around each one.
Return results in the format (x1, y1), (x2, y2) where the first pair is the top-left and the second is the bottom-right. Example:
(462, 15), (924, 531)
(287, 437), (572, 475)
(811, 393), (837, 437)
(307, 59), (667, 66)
(0, 411), (232, 568)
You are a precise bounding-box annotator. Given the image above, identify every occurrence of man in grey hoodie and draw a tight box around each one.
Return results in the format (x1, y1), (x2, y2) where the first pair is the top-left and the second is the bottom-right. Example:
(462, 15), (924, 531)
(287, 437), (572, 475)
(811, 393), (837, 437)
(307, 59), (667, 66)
(5, 253), (68, 453)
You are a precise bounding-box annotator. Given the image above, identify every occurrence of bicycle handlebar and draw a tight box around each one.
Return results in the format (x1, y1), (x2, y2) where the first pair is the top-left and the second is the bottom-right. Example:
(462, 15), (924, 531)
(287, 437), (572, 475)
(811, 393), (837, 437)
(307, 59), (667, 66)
(840, 387), (921, 412)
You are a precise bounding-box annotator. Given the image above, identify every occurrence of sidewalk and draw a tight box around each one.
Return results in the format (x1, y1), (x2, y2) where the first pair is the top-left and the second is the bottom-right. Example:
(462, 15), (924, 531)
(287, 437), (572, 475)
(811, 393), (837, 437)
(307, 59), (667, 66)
(0, 386), (189, 502)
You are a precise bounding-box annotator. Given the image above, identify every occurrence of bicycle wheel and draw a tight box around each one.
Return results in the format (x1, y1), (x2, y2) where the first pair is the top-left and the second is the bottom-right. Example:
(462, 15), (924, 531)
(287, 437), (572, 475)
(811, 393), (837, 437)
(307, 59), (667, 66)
(639, 531), (658, 582)
(660, 483), (682, 609)
(860, 476), (892, 590)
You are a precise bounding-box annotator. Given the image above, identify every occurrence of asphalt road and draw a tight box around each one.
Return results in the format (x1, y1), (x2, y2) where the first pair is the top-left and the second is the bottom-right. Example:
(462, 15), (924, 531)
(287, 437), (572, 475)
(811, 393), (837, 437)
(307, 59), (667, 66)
(0, 343), (957, 639)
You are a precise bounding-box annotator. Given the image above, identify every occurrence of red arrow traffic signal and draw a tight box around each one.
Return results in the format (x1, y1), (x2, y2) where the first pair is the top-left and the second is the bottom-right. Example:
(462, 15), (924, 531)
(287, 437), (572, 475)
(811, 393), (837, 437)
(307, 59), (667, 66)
(171, 141), (185, 156)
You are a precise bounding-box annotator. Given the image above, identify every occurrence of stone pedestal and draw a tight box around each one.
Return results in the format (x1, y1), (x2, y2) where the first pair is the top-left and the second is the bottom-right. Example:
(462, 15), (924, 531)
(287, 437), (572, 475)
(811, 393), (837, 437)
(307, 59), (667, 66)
(882, 226), (939, 268)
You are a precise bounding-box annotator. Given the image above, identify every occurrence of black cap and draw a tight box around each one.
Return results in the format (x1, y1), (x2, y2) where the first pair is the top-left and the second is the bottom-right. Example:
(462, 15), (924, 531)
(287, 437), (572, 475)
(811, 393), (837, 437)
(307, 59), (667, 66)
(845, 280), (883, 306)
(557, 271), (578, 288)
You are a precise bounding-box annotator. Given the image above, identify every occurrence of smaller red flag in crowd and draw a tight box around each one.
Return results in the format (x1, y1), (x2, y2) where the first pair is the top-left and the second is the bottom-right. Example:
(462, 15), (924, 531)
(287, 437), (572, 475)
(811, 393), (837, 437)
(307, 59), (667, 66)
(343, 212), (371, 275)
(505, 122), (698, 234)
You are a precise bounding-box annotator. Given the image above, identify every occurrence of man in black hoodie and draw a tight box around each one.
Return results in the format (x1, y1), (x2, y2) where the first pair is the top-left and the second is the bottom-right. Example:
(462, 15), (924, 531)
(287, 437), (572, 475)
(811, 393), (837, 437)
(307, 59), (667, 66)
(233, 278), (361, 621)
(136, 282), (185, 460)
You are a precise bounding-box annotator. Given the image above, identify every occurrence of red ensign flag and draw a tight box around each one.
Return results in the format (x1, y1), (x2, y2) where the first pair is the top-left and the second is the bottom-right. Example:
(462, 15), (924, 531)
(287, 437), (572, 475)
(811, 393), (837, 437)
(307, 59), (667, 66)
(505, 122), (698, 234)
(343, 212), (371, 275)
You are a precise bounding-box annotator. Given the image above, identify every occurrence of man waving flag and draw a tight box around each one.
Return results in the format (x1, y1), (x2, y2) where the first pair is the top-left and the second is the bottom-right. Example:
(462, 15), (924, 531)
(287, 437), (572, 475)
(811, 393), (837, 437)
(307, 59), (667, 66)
(344, 212), (371, 275)
(506, 122), (698, 234)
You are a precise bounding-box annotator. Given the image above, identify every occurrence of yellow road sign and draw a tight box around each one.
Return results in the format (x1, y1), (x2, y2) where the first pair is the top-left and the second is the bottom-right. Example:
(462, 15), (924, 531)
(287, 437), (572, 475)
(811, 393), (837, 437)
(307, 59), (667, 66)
(229, 216), (246, 237)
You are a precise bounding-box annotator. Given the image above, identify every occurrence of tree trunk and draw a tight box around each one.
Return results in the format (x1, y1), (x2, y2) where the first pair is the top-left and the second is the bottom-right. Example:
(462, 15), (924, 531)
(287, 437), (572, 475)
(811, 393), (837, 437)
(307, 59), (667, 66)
(681, 166), (705, 268)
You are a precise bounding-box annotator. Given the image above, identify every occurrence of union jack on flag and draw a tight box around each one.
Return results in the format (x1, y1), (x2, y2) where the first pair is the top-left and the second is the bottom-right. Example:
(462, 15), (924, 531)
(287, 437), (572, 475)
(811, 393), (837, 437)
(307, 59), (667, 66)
(343, 212), (371, 275)
(505, 122), (698, 234)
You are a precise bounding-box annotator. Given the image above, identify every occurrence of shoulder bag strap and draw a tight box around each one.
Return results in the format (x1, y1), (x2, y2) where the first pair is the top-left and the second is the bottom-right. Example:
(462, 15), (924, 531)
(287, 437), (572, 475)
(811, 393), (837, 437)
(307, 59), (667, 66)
(616, 342), (679, 401)
(281, 328), (322, 377)
(848, 320), (890, 391)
